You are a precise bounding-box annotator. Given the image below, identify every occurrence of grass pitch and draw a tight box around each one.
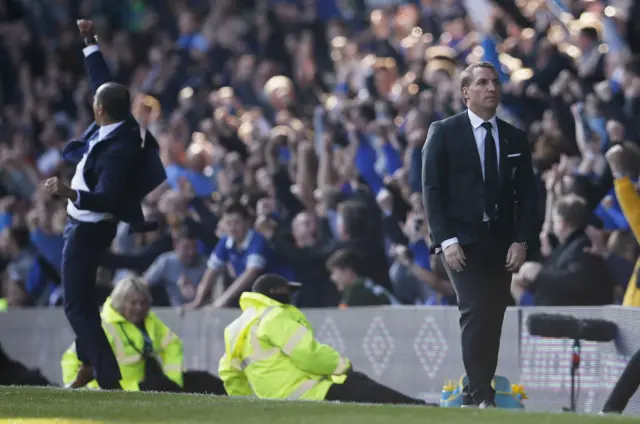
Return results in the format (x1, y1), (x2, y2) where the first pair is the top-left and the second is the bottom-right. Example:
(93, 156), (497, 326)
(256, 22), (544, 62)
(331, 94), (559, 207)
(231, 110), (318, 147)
(0, 387), (634, 424)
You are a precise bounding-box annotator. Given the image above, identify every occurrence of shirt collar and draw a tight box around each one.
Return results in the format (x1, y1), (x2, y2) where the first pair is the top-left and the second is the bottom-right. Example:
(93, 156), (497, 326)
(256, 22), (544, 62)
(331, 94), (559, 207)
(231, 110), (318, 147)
(225, 229), (255, 250)
(98, 121), (125, 141)
(467, 109), (498, 131)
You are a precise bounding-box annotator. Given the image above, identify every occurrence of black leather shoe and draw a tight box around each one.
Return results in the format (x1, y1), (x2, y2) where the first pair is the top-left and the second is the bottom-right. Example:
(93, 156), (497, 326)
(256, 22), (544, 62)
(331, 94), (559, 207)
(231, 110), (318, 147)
(67, 365), (94, 389)
(461, 394), (476, 408)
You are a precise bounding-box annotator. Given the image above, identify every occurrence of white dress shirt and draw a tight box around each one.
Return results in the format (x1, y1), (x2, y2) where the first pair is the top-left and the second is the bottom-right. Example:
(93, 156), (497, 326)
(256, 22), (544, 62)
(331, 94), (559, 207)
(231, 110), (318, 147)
(67, 121), (124, 222)
(440, 109), (501, 251)
(66, 44), (125, 222)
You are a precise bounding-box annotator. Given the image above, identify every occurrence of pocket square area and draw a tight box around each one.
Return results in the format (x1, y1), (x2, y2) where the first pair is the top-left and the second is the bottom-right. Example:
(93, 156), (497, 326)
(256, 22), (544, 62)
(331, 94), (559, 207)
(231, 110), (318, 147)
(507, 153), (521, 158)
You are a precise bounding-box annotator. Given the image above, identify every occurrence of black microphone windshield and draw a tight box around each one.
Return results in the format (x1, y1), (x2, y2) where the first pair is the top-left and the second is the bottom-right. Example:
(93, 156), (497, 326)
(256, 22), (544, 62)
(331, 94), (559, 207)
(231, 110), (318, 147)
(580, 319), (618, 342)
(528, 314), (580, 339)
(527, 313), (617, 342)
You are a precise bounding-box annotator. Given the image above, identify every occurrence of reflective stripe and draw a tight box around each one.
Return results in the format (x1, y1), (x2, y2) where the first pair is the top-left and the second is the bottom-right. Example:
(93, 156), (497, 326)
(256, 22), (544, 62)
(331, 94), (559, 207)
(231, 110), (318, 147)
(225, 308), (260, 354)
(239, 306), (279, 370)
(161, 332), (177, 349)
(287, 379), (320, 400)
(332, 356), (349, 375)
(282, 325), (309, 356)
(103, 322), (140, 365)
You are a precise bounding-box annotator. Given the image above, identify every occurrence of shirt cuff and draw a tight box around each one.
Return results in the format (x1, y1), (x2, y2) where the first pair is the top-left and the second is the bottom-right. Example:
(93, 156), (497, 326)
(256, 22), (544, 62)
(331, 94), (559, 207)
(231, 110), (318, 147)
(83, 45), (100, 57)
(74, 190), (82, 206)
(440, 237), (459, 251)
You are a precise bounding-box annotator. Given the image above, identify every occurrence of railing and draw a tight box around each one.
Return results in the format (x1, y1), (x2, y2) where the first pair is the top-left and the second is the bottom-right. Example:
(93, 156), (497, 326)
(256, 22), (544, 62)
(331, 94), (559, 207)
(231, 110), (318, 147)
(2, 305), (639, 414)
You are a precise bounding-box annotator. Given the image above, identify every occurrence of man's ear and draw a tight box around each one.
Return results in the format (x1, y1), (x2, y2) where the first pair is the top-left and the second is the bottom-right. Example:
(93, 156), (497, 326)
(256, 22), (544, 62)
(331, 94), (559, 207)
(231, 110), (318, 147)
(461, 87), (468, 101)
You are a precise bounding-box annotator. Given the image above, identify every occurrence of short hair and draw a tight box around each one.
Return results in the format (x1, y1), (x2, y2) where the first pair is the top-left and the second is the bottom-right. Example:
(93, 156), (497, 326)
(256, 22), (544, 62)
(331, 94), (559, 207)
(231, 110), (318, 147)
(460, 61), (499, 91)
(554, 194), (590, 230)
(222, 201), (251, 220)
(110, 276), (152, 314)
(96, 82), (131, 122)
(337, 200), (370, 239)
(326, 248), (366, 276)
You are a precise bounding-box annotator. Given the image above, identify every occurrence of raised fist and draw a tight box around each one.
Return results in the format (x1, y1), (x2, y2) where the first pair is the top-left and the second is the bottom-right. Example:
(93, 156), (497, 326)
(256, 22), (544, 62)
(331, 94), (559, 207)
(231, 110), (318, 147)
(76, 19), (95, 40)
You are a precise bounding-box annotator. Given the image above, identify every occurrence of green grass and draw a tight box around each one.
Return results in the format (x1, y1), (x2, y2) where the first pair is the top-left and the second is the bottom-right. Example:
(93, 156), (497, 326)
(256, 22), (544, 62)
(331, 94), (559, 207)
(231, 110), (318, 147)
(0, 387), (634, 424)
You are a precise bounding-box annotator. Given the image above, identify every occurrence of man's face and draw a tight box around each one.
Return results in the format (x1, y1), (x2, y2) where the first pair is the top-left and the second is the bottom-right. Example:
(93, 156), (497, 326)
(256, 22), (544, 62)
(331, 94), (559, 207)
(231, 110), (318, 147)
(225, 213), (249, 243)
(292, 212), (317, 245)
(463, 66), (501, 111)
(176, 237), (197, 264)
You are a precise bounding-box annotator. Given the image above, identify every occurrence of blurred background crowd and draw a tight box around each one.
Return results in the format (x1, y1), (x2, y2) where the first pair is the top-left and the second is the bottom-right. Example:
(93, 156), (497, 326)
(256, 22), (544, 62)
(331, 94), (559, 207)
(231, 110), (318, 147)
(1, 0), (640, 312)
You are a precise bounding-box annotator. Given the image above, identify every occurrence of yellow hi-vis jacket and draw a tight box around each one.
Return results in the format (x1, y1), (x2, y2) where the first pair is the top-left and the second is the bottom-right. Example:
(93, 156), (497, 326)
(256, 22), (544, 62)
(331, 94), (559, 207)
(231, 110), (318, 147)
(61, 297), (184, 390)
(218, 292), (351, 400)
(614, 178), (640, 307)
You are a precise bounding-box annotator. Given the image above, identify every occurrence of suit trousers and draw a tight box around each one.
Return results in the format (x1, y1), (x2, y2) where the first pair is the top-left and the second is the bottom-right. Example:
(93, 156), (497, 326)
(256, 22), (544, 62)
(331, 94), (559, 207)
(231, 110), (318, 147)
(62, 217), (121, 389)
(440, 224), (512, 405)
(324, 371), (426, 405)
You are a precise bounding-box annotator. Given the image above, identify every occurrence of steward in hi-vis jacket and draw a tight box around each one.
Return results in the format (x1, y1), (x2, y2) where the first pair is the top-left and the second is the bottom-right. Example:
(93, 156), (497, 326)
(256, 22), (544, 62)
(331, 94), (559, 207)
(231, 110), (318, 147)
(219, 274), (430, 405)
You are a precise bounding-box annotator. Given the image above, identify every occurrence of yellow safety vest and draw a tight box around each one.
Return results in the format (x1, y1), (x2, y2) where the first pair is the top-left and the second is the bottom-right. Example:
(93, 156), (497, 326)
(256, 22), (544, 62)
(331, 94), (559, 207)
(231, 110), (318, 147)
(61, 297), (184, 390)
(0, 298), (7, 312)
(218, 292), (350, 401)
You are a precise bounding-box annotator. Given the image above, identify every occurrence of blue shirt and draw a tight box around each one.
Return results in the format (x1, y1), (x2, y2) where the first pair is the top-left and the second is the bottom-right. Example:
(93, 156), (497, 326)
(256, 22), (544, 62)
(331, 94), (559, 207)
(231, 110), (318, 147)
(207, 230), (294, 280)
(165, 164), (216, 197)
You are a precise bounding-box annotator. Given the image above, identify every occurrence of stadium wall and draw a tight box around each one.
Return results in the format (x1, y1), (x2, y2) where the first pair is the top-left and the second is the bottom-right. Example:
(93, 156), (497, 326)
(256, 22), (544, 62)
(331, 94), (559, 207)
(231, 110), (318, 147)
(2, 306), (639, 414)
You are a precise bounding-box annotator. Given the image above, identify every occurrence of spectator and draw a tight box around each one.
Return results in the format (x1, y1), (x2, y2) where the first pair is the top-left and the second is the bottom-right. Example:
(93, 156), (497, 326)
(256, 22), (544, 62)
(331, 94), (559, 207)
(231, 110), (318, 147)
(0, 226), (33, 305)
(186, 202), (292, 310)
(512, 194), (613, 306)
(327, 248), (399, 307)
(1, 0), (639, 310)
(142, 228), (208, 307)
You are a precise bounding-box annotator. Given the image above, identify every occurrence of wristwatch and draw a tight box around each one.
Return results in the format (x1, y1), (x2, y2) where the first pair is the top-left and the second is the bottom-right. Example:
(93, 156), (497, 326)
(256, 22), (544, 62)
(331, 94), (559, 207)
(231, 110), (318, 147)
(518, 241), (529, 250)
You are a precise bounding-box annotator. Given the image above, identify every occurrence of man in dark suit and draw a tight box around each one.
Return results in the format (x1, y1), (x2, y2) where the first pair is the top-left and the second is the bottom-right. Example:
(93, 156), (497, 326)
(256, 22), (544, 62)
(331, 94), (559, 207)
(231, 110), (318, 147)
(44, 19), (166, 390)
(422, 61), (538, 408)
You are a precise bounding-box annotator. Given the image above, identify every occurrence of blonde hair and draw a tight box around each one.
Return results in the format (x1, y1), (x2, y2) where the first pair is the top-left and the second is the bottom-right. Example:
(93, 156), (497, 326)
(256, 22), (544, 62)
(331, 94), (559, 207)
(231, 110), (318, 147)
(110, 276), (152, 315)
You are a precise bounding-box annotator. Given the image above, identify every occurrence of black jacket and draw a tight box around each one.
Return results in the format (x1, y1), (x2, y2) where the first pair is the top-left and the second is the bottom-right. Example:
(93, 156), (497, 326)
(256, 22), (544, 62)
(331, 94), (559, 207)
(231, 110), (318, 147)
(422, 111), (538, 254)
(532, 231), (613, 306)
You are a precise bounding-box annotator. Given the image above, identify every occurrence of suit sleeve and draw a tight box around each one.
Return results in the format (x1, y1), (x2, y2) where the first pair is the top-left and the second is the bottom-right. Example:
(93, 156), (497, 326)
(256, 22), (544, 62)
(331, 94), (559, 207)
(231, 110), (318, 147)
(83, 45), (113, 95)
(422, 121), (456, 246)
(514, 132), (539, 244)
(75, 144), (136, 213)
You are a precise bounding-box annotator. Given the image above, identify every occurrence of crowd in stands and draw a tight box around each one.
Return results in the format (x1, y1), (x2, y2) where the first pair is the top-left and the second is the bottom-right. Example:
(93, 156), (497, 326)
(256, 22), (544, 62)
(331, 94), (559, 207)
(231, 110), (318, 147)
(1, 0), (640, 311)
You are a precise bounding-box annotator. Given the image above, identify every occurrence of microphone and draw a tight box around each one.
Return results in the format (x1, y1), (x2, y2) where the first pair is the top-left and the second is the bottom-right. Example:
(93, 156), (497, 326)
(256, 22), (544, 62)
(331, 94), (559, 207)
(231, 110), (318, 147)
(526, 313), (618, 412)
(527, 313), (617, 342)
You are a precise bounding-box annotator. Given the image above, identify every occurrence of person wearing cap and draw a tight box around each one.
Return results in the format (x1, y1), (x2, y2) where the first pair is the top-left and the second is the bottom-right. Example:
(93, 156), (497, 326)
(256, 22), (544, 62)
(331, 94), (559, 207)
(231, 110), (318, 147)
(218, 274), (429, 405)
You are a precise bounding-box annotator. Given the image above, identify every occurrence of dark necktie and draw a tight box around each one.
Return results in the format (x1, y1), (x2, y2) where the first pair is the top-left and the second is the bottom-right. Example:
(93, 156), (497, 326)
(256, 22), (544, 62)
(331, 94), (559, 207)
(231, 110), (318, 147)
(482, 121), (499, 220)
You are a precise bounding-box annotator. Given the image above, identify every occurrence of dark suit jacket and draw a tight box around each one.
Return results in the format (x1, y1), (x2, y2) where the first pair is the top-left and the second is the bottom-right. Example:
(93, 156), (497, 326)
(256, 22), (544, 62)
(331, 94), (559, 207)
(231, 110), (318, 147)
(62, 48), (166, 232)
(532, 231), (613, 306)
(422, 110), (538, 252)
